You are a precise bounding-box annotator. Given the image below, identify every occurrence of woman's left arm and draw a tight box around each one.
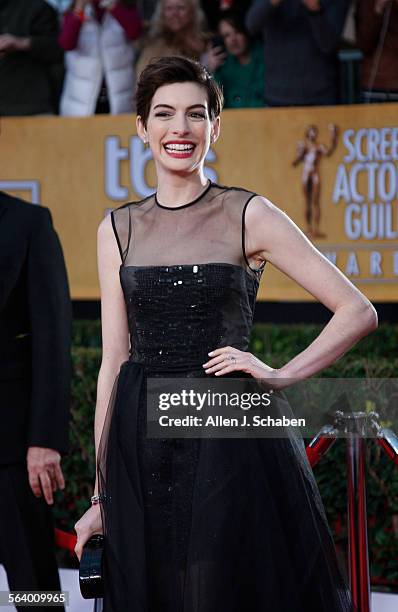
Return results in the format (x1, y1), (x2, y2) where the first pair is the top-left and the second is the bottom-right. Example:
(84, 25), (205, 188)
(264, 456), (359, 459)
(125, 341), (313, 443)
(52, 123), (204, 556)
(204, 196), (378, 383)
(249, 196), (378, 380)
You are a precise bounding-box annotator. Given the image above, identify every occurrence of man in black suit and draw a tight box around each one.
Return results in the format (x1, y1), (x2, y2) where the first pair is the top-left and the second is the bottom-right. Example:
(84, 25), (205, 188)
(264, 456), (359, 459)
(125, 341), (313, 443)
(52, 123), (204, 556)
(0, 192), (71, 608)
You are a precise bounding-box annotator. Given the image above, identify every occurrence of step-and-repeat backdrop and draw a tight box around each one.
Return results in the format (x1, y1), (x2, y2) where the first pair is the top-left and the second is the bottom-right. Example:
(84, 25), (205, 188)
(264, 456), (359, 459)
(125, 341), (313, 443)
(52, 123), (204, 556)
(1, 104), (397, 301)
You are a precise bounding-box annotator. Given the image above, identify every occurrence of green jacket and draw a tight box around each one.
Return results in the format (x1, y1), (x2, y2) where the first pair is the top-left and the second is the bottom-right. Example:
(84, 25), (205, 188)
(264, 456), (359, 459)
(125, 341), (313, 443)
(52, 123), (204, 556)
(215, 41), (266, 109)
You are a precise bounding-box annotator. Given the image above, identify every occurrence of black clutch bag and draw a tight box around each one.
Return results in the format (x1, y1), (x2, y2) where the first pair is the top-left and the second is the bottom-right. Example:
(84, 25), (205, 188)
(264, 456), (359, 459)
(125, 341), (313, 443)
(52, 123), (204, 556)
(79, 534), (104, 599)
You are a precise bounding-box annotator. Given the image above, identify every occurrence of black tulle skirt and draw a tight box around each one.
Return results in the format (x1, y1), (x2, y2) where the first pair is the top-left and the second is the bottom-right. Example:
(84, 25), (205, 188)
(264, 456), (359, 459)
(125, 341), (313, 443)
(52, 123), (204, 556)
(97, 361), (355, 612)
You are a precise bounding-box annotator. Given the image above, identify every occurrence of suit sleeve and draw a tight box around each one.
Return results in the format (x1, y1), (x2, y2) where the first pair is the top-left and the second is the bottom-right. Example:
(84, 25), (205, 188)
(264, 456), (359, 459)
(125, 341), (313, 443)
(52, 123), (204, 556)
(27, 208), (72, 455)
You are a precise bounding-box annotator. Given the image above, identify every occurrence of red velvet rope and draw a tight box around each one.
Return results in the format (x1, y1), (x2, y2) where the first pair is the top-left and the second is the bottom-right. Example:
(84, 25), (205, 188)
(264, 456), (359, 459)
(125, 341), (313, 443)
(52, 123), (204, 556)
(305, 444), (323, 469)
(55, 527), (77, 551)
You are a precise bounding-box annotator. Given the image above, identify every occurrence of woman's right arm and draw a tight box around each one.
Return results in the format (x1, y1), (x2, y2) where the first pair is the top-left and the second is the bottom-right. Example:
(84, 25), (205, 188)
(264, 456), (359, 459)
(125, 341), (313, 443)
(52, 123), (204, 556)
(74, 213), (129, 560)
(93, 213), (130, 494)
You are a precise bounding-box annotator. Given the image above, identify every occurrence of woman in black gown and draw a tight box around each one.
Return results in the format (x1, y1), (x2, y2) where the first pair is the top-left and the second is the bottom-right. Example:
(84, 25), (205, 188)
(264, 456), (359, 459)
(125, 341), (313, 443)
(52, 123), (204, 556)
(74, 56), (377, 611)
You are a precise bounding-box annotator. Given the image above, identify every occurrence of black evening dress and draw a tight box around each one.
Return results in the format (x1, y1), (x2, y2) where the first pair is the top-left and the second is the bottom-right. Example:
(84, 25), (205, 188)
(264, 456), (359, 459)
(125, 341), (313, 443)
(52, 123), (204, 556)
(97, 181), (355, 611)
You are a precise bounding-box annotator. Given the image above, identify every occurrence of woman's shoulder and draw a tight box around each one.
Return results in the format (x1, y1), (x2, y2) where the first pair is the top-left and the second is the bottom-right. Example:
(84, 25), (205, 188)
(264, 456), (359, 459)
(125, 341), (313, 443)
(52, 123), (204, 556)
(209, 182), (262, 222)
(211, 182), (280, 219)
(210, 181), (257, 199)
(113, 193), (155, 212)
(103, 194), (155, 230)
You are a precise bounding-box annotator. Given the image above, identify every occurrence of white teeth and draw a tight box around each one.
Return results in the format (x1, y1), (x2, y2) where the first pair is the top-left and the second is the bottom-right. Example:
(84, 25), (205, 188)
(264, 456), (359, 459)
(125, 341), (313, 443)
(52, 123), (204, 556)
(164, 144), (194, 151)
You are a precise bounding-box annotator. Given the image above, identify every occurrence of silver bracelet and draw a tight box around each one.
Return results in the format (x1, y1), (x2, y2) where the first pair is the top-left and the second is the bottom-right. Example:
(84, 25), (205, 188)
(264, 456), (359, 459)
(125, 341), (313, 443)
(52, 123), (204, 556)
(91, 494), (106, 505)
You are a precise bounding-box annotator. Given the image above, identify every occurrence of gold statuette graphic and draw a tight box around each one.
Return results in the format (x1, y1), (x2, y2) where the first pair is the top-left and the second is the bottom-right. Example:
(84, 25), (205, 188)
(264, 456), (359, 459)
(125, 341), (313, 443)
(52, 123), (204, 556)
(292, 124), (338, 239)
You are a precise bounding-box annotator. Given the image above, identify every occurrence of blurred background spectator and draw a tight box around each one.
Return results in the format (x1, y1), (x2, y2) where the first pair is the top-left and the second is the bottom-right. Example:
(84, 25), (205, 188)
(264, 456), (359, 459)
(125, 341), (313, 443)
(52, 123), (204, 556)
(0, 0), (63, 116)
(135, 0), (207, 79)
(209, 10), (265, 108)
(59, 0), (142, 116)
(356, 0), (398, 103)
(3, 0), (398, 118)
(245, 0), (351, 107)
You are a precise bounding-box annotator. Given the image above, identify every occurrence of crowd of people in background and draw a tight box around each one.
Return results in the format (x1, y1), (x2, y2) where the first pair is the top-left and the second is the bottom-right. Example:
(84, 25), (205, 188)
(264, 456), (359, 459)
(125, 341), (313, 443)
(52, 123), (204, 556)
(0, 0), (398, 117)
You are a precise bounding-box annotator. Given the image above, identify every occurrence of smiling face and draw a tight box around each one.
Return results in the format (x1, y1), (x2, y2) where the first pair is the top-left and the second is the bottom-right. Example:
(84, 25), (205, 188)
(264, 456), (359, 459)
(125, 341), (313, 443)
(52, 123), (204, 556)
(136, 81), (220, 177)
(162, 0), (192, 33)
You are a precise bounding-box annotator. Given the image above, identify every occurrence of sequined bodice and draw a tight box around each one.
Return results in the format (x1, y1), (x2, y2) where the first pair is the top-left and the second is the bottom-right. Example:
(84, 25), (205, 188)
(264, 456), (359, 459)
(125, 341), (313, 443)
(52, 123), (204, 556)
(111, 182), (266, 371)
(120, 262), (259, 370)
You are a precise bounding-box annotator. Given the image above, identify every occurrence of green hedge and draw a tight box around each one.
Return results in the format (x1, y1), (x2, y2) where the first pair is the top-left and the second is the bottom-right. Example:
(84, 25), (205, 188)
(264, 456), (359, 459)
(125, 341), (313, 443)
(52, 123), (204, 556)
(56, 323), (398, 584)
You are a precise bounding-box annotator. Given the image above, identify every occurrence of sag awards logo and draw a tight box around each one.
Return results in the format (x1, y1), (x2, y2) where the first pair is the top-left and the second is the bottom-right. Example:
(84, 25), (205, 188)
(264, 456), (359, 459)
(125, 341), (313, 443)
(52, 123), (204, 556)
(293, 124), (398, 282)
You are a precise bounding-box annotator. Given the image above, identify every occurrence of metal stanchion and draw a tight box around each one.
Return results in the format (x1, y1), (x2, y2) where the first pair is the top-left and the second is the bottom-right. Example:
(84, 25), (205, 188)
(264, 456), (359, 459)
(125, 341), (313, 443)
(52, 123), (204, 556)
(305, 410), (398, 612)
(345, 413), (370, 612)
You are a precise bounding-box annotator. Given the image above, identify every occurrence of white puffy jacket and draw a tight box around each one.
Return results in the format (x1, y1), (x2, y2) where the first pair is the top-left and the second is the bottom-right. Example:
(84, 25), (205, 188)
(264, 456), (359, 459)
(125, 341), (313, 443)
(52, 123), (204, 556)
(60, 11), (135, 116)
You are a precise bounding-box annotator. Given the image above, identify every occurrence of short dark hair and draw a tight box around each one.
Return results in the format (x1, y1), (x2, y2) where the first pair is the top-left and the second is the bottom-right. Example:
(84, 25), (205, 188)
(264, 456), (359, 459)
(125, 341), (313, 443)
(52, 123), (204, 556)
(218, 9), (249, 37)
(135, 56), (224, 128)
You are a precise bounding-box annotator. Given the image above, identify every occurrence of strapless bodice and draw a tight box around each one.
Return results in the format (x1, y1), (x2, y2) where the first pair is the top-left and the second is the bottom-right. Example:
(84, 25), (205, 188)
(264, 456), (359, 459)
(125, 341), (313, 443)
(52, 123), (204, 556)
(120, 262), (260, 371)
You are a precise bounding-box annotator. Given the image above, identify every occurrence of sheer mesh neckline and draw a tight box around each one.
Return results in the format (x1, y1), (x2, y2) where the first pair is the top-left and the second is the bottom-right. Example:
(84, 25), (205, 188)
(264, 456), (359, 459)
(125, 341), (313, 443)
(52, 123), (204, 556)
(155, 179), (212, 210)
(111, 182), (267, 279)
